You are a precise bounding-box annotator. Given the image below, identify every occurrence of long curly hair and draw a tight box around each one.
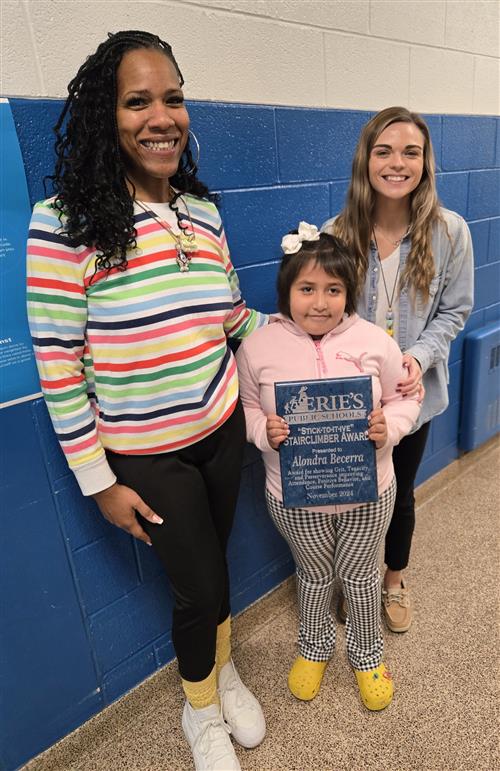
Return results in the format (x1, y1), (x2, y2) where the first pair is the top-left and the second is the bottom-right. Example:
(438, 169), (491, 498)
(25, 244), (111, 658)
(330, 106), (444, 301)
(49, 30), (211, 272)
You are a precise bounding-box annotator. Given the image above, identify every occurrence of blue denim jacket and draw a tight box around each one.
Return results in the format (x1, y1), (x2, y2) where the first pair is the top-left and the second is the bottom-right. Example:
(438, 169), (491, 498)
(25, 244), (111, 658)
(322, 208), (474, 430)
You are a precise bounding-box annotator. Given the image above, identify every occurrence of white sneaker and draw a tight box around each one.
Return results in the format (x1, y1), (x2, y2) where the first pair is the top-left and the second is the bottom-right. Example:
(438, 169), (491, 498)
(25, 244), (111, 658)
(219, 660), (266, 749)
(182, 701), (241, 771)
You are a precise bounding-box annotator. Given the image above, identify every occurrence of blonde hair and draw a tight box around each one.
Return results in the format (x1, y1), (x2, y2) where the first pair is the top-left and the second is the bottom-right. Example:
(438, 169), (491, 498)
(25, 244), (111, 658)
(331, 106), (443, 300)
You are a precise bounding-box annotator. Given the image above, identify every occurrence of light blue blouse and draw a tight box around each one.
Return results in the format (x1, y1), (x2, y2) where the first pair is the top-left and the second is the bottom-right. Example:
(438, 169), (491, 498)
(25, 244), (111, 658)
(321, 208), (474, 430)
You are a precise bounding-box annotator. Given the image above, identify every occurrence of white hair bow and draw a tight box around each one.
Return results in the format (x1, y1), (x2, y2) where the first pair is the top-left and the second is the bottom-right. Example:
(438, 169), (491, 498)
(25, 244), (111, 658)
(281, 221), (321, 255)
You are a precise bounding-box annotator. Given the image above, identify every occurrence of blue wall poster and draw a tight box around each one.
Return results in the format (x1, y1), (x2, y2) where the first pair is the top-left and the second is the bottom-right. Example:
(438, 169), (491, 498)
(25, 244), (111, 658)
(275, 376), (378, 509)
(0, 99), (41, 407)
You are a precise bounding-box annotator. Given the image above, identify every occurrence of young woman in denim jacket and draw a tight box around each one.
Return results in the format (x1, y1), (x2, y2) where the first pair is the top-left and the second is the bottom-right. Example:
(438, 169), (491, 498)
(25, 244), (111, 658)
(322, 106), (474, 632)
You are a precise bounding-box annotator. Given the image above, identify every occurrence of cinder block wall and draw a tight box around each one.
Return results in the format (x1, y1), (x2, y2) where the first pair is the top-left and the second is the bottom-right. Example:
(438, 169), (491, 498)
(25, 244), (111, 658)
(3, 0), (499, 113)
(1, 2), (499, 769)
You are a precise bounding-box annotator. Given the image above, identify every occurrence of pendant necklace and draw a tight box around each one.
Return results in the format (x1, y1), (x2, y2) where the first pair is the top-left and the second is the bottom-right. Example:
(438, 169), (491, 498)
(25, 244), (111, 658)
(373, 222), (410, 247)
(372, 230), (401, 337)
(135, 196), (198, 272)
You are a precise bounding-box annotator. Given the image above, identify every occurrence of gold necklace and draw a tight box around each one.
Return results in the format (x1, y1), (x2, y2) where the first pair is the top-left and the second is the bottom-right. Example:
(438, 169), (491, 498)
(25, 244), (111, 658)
(372, 230), (400, 337)
(135, 196), (198, 272)
(374, 223), (410, 247)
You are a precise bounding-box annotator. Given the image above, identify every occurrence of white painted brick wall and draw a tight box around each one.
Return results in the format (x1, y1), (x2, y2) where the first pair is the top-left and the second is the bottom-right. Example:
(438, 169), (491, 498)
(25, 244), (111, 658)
(445, 0), (499, 57)
(324, 33), (410, 109)
(410, 46), (475, 113)
(370, 0), (447, 47)
(1, 0), (498, 115)
(473, 55), (500, 114)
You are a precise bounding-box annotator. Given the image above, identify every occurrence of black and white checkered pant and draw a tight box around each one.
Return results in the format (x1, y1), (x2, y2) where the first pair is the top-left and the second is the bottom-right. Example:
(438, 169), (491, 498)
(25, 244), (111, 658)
(266, 478), (396, 672)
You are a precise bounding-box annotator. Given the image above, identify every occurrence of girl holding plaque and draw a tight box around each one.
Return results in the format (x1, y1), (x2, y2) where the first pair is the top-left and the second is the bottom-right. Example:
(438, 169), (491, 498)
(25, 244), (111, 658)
(322, 107), (474, 633)
(236, 226), (421, 710)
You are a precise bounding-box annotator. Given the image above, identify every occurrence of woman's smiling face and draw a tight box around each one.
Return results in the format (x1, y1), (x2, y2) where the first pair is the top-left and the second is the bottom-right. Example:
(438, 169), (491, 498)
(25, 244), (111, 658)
(368, 121), (425, 203)
(115, 47), (189, 201)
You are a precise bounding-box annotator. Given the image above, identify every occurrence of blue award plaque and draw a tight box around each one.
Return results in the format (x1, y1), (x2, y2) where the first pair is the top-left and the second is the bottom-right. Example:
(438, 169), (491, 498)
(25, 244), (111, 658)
(275, 376), (378, 509)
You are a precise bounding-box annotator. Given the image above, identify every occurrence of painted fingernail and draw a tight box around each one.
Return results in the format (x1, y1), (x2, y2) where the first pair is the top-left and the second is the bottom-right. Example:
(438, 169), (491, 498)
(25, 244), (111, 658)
(153, 515), (164, 524)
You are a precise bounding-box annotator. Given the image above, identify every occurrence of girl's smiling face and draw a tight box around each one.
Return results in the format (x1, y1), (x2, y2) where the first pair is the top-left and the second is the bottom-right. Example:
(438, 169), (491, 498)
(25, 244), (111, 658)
(368, 121), (425, 202)
(289, 260), (347, 337)
(116, 47), (190, 201)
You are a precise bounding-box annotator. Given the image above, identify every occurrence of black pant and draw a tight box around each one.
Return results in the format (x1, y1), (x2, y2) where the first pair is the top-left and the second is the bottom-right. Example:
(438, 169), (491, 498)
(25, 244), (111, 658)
(106, 400), (246, 682)
(384, 421), (431, 571)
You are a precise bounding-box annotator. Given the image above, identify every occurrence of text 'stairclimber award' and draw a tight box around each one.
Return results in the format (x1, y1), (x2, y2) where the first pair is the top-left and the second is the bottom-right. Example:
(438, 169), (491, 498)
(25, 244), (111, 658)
(275, 376), (378, 509)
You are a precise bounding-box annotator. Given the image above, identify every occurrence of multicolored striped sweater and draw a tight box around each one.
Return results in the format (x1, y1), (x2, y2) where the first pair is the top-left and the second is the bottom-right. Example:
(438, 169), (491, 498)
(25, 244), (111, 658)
(27, 195), (267, 496)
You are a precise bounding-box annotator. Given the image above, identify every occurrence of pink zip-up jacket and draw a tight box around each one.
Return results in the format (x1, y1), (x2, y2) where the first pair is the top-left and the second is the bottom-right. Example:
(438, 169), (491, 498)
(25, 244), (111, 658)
(236, 313), (421, 514)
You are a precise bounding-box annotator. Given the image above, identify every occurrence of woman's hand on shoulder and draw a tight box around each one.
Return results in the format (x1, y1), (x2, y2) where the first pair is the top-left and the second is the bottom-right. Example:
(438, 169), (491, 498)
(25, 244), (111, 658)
(266, 414), (290, 450)
(92, 483), (163, 546)
(398, 354), (423, 398)
(368, 408), (387, 449)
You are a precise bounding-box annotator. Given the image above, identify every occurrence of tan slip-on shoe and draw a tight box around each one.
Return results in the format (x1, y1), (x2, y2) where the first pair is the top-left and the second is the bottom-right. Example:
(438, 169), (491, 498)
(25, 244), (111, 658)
(382, 578), (412, 632)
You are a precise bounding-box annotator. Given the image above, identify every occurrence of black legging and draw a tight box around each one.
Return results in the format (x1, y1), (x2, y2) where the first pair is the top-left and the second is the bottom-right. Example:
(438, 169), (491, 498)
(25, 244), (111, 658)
(106, 400), (246, 682)
(384, 421), (431, 571)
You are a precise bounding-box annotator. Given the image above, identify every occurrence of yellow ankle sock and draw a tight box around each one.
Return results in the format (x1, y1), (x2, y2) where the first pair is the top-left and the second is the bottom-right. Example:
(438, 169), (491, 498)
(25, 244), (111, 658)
(216, 616), (232, 677)
(181, 664), (218, 709)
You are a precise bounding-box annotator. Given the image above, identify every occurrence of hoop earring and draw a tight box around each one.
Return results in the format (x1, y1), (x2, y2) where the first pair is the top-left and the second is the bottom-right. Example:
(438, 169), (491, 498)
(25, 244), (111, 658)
(188, 129), (200, 167)
(179, 129), (200, 177)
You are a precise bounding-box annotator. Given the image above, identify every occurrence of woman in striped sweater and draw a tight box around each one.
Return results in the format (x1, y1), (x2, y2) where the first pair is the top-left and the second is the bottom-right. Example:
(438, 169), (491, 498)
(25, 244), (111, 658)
(27, 30), (266, 771)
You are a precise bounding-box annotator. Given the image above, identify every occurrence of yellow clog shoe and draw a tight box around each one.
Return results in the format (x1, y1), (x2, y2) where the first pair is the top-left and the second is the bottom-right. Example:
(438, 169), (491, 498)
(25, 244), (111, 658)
(288, 655), (328, 701)
(354, 663), (394, 711)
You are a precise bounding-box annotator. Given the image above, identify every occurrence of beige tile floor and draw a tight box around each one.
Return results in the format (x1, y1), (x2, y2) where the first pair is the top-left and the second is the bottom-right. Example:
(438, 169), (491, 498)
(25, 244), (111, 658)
(26, 436), (499, 771)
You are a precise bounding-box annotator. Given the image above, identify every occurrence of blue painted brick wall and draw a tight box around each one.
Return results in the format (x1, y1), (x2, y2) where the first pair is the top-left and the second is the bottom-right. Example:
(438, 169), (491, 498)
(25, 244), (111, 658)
(2, 99), (499, 770)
